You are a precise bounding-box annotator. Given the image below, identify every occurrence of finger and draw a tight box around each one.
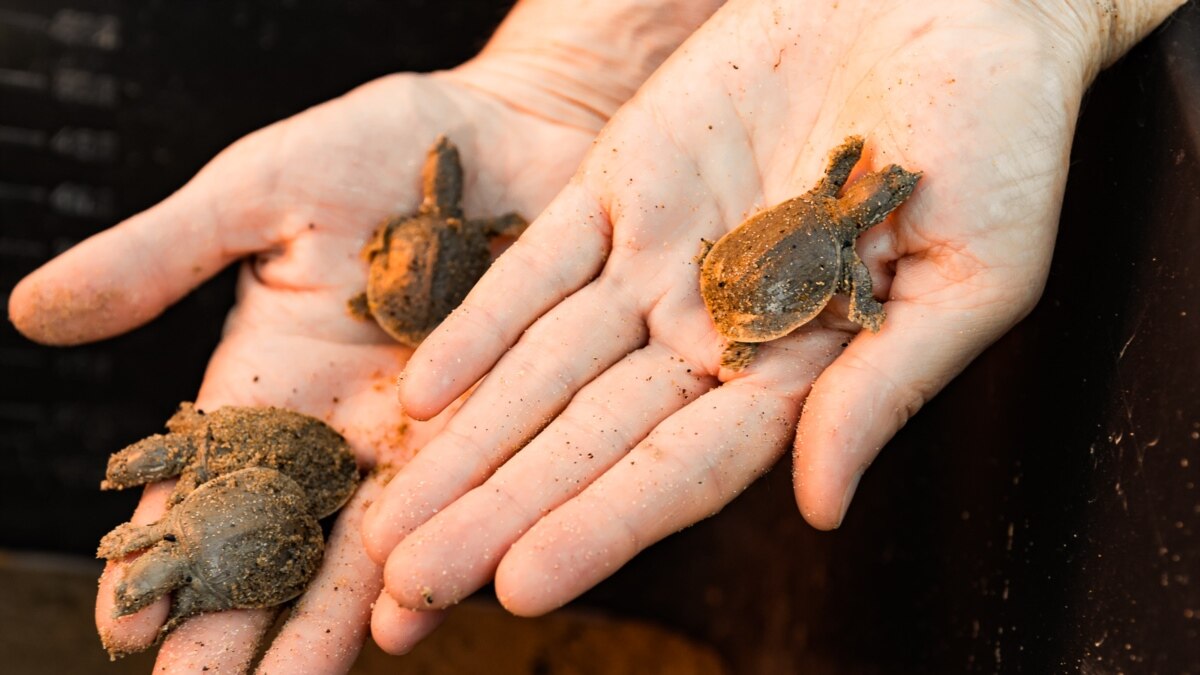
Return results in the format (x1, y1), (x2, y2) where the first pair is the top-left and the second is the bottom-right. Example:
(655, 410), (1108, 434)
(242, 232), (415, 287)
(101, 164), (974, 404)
(369, 592), (448, 656)
(8, 140), (283, 346)
(362, 278), (646, 562)
(384, 342), (715, 610)
(398, 183), (611, 419)
(256, 478), (383, 674)
(794, 278), (1023, 530)
(153, 609), (275, 673)
(494, 328), (843, 616)
(96, 481), (176, 657)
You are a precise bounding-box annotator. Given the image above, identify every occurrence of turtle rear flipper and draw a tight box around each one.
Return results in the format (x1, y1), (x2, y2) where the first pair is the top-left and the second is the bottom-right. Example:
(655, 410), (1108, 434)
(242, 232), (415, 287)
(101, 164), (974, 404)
(842, 248), (885, 332)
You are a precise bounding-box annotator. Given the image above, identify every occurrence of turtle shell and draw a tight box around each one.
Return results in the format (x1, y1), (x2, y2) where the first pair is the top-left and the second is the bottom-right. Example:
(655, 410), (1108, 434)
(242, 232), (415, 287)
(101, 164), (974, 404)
(364, 214), (489, 347)
(190, 405), (359, 518)
(171, 468), (324, 609)
(700, 196), (842, 342)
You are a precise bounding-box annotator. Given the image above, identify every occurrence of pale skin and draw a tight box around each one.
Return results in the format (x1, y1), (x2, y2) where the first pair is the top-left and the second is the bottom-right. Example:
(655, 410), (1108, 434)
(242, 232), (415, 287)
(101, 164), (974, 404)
(7, 0), (722, 671)
(363, 0), (1187, 625)
(6, 0), (1185, 670)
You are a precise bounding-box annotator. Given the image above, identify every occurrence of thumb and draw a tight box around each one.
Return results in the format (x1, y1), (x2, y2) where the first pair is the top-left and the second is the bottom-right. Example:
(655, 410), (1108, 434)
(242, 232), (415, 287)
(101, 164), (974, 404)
(793, 280), (1031, 530)
(8, 133), (282, 346)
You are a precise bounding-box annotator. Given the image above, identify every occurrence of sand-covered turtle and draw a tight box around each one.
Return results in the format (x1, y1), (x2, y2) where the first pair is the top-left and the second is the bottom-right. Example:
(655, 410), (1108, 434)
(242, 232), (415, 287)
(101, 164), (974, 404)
(98, 467), (324, 637)
(102, 402), (358, 518)
(349, 135), (526, 347)
(699, 136), (920, 369)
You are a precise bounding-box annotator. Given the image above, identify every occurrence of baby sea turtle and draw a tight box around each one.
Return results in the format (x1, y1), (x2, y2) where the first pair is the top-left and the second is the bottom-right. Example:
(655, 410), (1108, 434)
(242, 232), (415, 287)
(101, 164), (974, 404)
(350, 135), (527, 348)
(102, 402), (358, 518)
(98, 467), (324, 638)
(698, 136), (920, 369)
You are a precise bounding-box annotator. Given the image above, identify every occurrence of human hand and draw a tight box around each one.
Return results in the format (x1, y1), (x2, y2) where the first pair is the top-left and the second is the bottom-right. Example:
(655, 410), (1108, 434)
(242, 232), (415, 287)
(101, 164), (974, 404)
(12, 70), (579, 671)
(364, 0), (1184, 622)
(8, 0), (724, 669)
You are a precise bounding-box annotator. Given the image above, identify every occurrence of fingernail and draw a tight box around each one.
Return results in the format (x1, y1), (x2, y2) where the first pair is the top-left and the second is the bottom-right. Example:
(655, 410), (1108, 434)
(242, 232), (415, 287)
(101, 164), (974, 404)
(837, 471), (864, 528)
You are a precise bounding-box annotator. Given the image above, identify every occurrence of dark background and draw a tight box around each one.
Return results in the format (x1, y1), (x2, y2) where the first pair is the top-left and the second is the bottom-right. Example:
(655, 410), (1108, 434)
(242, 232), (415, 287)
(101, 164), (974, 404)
(1, 1), (1197, 673)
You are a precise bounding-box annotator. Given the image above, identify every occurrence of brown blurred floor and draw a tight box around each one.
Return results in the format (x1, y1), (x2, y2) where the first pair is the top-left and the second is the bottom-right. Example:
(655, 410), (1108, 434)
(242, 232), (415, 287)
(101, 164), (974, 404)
(0, 550), (726, 675)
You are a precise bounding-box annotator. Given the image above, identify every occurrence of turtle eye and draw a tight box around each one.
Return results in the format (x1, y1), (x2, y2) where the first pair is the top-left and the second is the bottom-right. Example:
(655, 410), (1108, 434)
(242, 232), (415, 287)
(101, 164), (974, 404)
(163, 533), (177, 543)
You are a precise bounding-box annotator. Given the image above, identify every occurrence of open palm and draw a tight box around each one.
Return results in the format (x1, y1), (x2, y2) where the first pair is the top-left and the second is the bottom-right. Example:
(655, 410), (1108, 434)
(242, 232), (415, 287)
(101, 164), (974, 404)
(362, 0), (1170, 626)
(11, 69), (595, 672)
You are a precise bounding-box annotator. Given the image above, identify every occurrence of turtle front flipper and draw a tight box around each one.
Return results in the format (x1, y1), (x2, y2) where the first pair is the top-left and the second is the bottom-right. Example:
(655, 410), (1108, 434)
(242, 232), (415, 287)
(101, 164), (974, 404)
(112, 541), (188, 617)
(102, 433), (197, 490)
(814, 136), (865, 197)
(164, 401), (206, 435)
(474, 212), (528, 238)
(97, 519), (169, 559)
(842, 248), (885, 332)
(695, 238), (715, 265)
(160, 584), (225, 637)
(346, 291), (372, 320)
(360, 217), (395, 263)
(720, 341), (760, 371)
(165, 466), (205, 508)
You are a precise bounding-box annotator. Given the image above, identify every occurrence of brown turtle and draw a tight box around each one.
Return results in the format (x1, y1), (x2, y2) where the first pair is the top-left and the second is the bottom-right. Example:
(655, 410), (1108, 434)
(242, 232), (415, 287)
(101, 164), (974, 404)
(98, 467), (324, 640)
(698, 136), (920, 369)
(102, 402), (359, 518)
(350, 135), (526, 347)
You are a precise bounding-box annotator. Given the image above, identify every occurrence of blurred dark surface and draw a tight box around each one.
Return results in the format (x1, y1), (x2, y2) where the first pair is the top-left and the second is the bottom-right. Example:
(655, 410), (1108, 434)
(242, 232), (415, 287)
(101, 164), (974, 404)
(0, 0), (514, 554)
(1, 1), (1198, 674)
(0, 552), (726, 675)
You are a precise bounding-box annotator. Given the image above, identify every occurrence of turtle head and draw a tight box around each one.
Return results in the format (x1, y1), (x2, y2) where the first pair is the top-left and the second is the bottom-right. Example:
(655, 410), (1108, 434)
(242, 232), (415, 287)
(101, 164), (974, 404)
(102, 433), (197, 490)
(419, 135), (464, 219)
(112, 541), (188, 617)
(838, 165), (921, 231)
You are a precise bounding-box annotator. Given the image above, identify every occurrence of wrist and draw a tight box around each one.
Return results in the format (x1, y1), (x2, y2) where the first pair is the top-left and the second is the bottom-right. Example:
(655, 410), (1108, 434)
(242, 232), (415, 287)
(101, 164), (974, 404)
(1090, 0), (1187, 71)
(444, 0), (725, 131)
(1026, 0), (1187, 85)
